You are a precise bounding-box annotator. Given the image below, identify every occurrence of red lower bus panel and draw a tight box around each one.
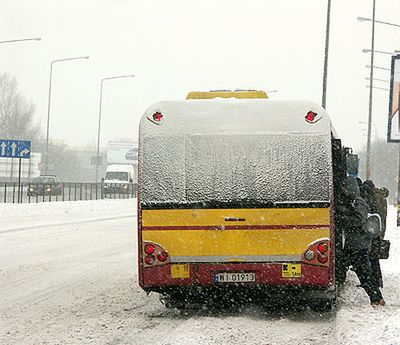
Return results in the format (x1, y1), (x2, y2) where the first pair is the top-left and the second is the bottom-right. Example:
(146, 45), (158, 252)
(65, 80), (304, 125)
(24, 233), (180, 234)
(141, 263), (331, 289)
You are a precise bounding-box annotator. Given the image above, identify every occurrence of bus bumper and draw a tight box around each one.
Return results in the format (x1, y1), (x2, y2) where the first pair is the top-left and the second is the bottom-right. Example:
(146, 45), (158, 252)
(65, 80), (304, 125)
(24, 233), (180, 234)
(140, 262), (333, 292)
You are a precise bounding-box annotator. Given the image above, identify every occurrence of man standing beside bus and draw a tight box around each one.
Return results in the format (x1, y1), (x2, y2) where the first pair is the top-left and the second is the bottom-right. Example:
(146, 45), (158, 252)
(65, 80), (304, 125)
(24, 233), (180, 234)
(339, 177), (385, 307)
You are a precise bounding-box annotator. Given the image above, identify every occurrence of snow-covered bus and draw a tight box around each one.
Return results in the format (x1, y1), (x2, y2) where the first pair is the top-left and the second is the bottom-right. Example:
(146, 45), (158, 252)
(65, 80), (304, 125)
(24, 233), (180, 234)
(137, 91), (347, 310)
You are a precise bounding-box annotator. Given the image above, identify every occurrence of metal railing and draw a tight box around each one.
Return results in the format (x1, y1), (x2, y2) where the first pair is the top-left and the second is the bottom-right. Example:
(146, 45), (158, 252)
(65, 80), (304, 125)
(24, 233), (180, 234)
(0, 182), (137, 203)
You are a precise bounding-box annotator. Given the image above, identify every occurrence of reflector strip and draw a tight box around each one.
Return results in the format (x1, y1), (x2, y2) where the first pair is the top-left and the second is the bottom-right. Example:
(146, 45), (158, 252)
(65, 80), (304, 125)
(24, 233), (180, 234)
(170, 254), (302, 263)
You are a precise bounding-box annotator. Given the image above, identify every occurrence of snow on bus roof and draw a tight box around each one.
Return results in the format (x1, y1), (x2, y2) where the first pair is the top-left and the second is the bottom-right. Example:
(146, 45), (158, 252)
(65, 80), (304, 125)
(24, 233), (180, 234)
(139, 99), (332, 137)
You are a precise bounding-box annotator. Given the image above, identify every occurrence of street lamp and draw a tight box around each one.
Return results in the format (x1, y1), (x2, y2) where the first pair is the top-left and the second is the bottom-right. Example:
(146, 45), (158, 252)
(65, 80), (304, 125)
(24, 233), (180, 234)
(45, 56), (89, 174)
(362, 48), (395, 55)
(365, 77), (390, 83)
(95, 74), (135, 182)
(358, 16), (400, 28)
(0, 37), (41, 44)
(365, 85), (390, 91)
(365, 64), (391, 71)
(322, 0), (332, 109)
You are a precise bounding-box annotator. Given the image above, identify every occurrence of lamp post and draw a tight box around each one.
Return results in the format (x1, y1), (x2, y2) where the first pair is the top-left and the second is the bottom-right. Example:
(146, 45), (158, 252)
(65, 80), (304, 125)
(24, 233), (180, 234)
(45, 56), (89, 174)
(363, 48), (395, 55)
(365, 0), (377, 180)
(0, 37), (41, 44)
(95, 75), (135, 182)
(322, 0), (332, 109)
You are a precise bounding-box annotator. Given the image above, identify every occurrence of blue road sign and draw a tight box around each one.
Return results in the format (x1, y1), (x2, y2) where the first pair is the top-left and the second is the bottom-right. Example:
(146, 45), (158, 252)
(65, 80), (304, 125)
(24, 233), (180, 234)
(0, 139), (31, 159)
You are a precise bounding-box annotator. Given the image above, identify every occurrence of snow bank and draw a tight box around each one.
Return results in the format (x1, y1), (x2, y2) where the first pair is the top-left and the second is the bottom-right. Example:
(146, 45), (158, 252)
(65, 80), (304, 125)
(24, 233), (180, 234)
(0, 199), (136, 231)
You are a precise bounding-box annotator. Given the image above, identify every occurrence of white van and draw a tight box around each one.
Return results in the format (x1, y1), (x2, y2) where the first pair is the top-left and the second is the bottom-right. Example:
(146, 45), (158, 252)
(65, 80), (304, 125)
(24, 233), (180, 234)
(102, 164), (135, 194)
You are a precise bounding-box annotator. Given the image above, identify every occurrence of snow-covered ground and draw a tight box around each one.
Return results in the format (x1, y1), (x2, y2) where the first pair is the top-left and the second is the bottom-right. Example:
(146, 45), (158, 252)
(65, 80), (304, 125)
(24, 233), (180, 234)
(0, 200), (399, 345)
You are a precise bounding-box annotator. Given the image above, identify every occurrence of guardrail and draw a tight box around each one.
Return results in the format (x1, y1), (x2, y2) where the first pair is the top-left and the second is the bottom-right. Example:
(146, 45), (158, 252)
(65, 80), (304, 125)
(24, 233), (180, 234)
(0, 182), (137, 203)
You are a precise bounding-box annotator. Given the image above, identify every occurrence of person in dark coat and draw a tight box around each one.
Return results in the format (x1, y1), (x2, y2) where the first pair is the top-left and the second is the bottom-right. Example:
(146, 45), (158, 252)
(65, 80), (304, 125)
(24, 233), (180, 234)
(367, 186), (389, 288)
(339, 177), (385, 306)
(362, 180), (378, 213)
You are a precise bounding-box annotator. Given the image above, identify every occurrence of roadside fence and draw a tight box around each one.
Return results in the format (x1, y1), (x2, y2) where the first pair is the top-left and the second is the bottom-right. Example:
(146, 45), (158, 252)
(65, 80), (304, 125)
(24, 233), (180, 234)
(0, 182), (137, 204)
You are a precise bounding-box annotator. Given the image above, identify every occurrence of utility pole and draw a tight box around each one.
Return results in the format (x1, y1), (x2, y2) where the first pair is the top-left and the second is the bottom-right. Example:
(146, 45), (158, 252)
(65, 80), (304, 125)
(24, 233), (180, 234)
(366, 0), (376, 179)
(322, 0), (332, 109)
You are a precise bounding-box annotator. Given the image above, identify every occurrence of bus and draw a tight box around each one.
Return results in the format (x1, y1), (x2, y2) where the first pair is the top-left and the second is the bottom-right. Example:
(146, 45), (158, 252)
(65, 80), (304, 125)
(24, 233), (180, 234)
(137, 91), (348, 310)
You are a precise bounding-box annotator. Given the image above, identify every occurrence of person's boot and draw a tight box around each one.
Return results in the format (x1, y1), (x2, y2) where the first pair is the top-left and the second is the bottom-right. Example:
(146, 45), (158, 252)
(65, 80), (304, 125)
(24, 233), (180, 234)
(371, 299), (385, 307)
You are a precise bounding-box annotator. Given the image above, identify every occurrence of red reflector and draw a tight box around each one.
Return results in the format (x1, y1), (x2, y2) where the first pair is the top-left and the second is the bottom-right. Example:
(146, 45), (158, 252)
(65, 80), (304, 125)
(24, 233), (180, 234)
(144, 255), (155, 265)
(317, 243), (328, 254)
(153, 112), (163, 122)
(145, 244), (155, 255)
(157, 251), (168, 262)
(317, 254), (328, 264)
(305, 111), (318, 123)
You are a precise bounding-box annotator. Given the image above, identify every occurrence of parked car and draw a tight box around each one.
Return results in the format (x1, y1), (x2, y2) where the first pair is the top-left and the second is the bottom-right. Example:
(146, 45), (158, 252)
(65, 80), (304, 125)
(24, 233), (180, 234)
(28, 175), (63, 197)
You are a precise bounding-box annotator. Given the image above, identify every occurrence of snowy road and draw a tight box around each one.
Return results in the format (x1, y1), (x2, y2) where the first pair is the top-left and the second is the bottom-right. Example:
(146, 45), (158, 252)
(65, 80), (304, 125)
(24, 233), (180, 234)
(1, 200), (399, 345)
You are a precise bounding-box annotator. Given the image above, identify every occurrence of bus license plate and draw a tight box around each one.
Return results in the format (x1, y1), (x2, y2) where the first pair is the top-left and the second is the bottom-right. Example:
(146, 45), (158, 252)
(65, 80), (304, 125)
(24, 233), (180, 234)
(215, 272), (256, 283)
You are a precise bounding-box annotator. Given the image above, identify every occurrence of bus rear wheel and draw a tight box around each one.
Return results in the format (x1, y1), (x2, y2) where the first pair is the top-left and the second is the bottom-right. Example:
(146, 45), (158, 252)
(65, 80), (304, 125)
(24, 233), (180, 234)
(309, 298), (336, 312)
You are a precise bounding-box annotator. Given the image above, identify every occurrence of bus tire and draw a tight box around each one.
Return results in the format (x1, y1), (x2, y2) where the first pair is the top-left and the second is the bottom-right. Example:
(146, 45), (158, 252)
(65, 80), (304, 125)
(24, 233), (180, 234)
(159, 292), (186, 310)
(310, 298), (336, 312)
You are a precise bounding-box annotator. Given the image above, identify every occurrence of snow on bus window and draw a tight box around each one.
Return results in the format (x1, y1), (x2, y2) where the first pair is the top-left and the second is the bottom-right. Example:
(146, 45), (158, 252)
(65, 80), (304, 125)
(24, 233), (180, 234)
(140, 133), (330, 206)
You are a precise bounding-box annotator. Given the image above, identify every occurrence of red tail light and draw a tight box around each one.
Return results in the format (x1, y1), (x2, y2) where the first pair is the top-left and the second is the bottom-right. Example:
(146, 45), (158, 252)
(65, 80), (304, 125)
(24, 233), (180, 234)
(143, 241), (170, 267)
(317, 242), (328, 254)
(145, 244), (155, 255)
(302, 238), (330, 267)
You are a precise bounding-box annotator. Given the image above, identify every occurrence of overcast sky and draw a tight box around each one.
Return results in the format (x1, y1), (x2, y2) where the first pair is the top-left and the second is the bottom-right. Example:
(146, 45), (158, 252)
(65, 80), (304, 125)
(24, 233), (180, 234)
(1, 0), (400, 151)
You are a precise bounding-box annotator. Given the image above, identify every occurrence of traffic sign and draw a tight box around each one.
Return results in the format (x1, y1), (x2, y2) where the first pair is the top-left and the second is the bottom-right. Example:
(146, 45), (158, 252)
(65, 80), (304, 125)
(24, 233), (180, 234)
(0, 139), (31, 159)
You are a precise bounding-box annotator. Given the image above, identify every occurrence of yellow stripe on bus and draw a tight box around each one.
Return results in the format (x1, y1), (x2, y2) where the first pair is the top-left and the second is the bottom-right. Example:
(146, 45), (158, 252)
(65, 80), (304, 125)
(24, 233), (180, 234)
(142, 228), (330, 257)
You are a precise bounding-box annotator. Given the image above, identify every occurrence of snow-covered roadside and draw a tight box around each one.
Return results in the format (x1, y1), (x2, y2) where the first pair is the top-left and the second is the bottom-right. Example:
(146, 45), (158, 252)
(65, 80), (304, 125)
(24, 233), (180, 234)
(0, 199), (136, 232)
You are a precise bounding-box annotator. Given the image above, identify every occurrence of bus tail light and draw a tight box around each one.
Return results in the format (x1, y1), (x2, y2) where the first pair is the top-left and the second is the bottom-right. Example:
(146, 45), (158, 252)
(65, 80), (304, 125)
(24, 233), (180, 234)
(302, 238), (330, 267)
(145, 244), (155, 255)
(157, 251), (168, 262)
(317, 242), (328, 254)
(143, 241), (170, 267)
(317, 254), (328, 264)
(145, 255), (155, 265)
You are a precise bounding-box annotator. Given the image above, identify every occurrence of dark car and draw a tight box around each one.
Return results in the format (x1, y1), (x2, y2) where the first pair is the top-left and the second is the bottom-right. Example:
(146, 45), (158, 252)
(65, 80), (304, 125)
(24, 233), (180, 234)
(27, 175), (63, 197)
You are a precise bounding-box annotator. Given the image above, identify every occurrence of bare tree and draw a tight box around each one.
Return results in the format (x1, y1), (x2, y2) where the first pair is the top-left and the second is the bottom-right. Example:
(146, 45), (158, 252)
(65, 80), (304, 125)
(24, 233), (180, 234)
(0, 73), (41, 145)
